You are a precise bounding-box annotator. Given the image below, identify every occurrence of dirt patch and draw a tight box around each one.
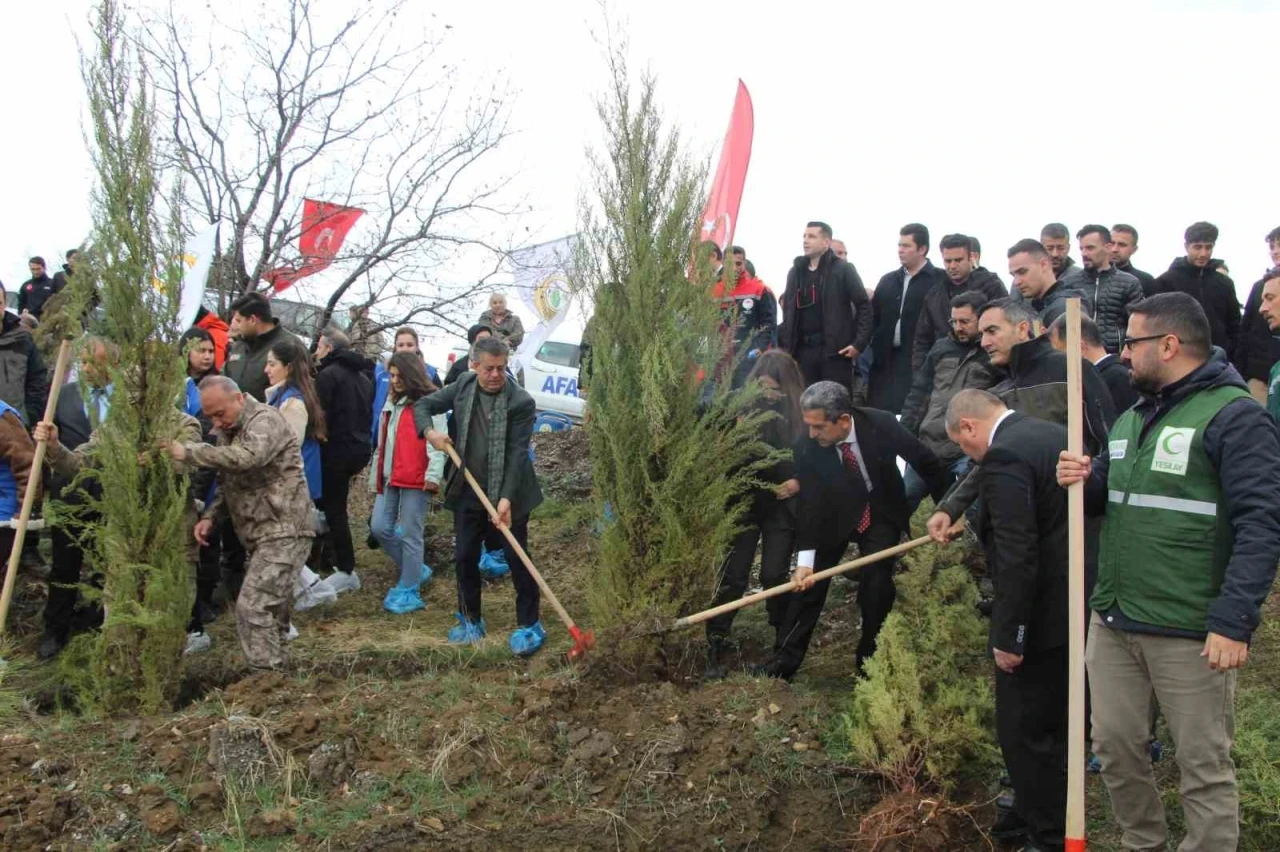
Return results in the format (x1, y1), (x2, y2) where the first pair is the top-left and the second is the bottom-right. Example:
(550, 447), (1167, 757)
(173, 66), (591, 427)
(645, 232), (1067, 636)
(532, 429), (591, 502)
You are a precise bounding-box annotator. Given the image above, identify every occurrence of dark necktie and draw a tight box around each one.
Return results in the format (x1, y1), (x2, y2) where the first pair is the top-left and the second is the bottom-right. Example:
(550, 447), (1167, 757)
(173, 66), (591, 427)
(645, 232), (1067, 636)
(839, 443), (872, 533)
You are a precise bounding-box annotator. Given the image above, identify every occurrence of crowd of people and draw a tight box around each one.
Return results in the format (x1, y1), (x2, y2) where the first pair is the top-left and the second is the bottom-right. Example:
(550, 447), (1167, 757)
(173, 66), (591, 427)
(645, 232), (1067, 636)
(702, 219), (1280, 852)
(2, 215), (1278, 852)
(0, 269), (544, 664)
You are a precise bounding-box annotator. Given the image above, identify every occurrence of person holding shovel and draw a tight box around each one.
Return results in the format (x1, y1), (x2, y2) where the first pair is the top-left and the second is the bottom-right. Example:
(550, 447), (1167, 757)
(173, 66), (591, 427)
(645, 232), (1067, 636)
(413, 335), (545, 655)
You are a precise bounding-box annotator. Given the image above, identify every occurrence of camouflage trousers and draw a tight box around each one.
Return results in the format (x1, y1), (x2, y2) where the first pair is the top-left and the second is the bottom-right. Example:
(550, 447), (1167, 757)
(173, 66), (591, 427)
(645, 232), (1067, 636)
(236, 536), (312, 671)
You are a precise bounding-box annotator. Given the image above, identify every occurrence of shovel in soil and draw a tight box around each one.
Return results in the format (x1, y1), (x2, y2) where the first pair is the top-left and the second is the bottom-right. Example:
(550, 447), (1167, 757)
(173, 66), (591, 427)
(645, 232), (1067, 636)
(671, 534), (937, 630)
(442, 443), (595, 661)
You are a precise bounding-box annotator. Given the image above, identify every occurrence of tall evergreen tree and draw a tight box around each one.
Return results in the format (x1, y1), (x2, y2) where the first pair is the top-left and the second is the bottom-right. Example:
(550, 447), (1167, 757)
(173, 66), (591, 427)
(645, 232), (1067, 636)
(56, 0), (196, 713)
(574, 51), (771, 627)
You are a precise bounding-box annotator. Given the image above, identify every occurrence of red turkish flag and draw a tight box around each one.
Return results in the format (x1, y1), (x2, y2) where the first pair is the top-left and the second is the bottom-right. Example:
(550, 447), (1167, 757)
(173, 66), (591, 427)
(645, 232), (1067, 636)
(266, 198), (365, 293)
(699, 81), (754, 253)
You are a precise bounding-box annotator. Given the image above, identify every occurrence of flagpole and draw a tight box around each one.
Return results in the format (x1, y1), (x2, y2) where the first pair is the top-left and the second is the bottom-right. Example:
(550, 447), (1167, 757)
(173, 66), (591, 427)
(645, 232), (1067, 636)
(1065, 298), (1087, 852)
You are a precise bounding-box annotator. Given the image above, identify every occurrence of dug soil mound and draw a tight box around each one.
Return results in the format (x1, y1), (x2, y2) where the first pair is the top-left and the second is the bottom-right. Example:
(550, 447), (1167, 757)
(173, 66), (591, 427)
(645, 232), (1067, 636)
(0, 424), (998, 851)
(0, 662), (907, 850)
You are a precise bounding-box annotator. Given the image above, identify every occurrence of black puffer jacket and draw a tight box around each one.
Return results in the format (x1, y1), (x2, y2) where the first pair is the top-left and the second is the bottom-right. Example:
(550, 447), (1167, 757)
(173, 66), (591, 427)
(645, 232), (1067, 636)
(1115, 261), (1156, 296)
(1152, 258), (1240, 355)
(900, 336), (999, 462)
(1231, 271), (1280, 384)
(910, 268), (1008, 371)
(778, 249), (873, 358)
(316, 348), (375, 462)
(1023, 280), (1094, 328)
(938, 333), (1116, 521)
(1061, 265), (1144, 352)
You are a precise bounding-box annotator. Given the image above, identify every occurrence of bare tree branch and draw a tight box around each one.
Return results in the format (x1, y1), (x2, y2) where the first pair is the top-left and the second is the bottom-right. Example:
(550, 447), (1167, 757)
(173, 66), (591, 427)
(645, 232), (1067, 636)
(137, 0), (523, 335)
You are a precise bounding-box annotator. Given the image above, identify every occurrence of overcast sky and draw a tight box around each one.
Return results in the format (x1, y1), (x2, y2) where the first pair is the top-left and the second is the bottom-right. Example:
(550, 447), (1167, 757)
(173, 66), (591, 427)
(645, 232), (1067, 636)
(4, 0), (1278, 346)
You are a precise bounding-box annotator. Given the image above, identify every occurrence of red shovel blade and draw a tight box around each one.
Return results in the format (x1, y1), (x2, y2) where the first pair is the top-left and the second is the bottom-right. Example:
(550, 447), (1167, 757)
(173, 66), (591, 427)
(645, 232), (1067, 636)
(567, 625), (595, 661)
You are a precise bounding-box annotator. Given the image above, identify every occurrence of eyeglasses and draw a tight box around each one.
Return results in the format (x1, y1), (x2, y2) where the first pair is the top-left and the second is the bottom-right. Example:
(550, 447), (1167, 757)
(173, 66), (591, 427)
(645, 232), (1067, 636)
(1120, 332), (1176, 350)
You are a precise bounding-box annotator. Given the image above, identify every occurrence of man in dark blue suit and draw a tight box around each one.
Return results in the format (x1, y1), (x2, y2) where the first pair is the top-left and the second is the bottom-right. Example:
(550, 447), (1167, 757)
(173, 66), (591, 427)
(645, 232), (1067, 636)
(759, 381), (948, 680)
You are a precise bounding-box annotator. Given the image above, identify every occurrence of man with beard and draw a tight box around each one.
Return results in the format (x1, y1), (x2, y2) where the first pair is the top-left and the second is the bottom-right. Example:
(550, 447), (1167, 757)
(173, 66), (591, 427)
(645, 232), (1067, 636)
(900, 290), (999, 512)
(869, 223), (946, 412)
(1256, 270), (1280, 421)
(1058, 293), (1280, 852)
(1061, 225), (1144, 353)
(712, 246), (777, 388)
(912, 234), (1008, 370)
(1152, 222), (1240, 356)
(1008, 239), (1092, 328)
(1040, 223), (1076, 280)
(1231, 227), (1280, 404)
(926, 297), (1114, 543)
(1110, 224), (1157, 296)
(777, 222), (873, 390)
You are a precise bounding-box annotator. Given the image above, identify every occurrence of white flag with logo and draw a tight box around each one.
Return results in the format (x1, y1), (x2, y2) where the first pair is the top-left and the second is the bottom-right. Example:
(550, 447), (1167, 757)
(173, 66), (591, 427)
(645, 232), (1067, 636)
(509, 235), (578, 375)
(177, 224), (218, 329)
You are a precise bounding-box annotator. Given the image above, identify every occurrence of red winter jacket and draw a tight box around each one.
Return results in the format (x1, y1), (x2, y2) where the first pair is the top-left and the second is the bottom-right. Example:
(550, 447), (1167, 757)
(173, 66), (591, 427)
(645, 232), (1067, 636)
(195, 310), (230, 370)
(373, 400), (428, 493)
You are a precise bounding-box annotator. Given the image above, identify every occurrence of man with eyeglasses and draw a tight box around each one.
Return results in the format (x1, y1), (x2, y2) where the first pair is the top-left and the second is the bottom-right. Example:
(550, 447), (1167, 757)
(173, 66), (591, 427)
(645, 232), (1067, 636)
(777, 221), (872, 390)
(1058, 292), (1280, 852)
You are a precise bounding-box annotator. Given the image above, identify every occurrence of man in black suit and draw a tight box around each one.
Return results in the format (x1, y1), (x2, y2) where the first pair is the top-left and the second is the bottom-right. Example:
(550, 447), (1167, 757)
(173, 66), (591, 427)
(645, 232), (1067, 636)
(763, 381), (948, 680)
(869, 223), (947, 413)
(1048, 313), (1140, 412)
(945, 389), (1068, 852)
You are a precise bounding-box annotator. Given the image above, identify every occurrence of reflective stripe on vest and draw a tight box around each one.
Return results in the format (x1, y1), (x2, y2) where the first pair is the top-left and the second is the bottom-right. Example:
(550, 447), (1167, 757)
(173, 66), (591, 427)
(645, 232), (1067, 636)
(1107, 490), (1217, 517)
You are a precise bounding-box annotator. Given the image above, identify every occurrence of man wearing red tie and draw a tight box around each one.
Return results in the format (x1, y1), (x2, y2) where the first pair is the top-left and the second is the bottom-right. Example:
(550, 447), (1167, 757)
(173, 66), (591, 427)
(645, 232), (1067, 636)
(756, 381), (949, 680)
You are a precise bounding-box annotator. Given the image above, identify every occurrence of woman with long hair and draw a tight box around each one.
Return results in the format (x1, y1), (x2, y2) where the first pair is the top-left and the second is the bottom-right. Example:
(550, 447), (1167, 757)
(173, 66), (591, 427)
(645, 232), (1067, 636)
(264, 338), (326, 502)
(705, 350), (807, 679)
(369, 352), (446, 613)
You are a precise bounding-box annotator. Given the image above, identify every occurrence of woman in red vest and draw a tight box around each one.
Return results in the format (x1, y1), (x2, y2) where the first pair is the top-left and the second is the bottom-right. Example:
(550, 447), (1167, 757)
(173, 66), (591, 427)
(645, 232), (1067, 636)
(370, 352), (445, 613)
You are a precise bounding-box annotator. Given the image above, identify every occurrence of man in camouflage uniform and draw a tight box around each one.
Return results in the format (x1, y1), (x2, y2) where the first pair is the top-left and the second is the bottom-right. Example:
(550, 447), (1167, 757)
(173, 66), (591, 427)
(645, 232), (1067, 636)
(167, 376), (313, 671)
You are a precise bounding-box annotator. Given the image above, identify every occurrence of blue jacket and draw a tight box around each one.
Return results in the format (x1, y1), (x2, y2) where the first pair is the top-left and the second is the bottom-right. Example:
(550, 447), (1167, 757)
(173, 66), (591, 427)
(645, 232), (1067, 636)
(0, 401), (21, 521)
(269, 384), (322, 501)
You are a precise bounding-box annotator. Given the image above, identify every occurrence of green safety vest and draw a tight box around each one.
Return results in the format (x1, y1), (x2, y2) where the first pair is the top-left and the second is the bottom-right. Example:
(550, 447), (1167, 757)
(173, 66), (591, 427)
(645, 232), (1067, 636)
(1093, 384), (1248, 632)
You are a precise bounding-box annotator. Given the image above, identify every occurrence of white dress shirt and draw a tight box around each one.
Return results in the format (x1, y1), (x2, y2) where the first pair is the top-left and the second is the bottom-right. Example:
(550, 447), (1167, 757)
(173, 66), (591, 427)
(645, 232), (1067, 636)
(989, 408), (1016, 447)
(892, 267), (915, 348)
(797, 429), (872, 570)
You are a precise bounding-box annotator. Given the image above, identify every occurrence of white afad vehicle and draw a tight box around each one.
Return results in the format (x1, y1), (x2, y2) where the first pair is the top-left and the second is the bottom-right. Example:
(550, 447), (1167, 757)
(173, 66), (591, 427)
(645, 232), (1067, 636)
(523, 325), (584, 420)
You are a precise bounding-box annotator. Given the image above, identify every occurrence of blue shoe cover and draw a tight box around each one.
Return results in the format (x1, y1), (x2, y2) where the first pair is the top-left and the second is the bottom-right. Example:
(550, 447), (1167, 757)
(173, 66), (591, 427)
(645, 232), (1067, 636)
(509, 621), (547, 656)
(383, 586), (425, 614)
(447, 612), (487, 645)
(420, 563), (434, 585)
(478, 546), (510, 579)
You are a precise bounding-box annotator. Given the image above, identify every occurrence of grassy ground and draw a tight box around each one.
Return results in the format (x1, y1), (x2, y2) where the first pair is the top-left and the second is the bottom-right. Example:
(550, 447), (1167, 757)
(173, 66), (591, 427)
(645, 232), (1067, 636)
(0, 432), (1275, 849)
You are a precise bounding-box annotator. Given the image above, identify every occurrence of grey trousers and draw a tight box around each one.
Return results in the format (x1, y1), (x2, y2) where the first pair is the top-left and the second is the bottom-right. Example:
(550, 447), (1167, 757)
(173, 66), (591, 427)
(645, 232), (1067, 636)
(1086, 614), (1238, 852)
